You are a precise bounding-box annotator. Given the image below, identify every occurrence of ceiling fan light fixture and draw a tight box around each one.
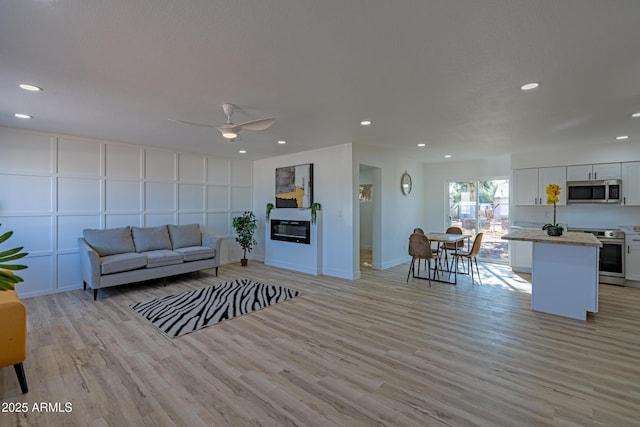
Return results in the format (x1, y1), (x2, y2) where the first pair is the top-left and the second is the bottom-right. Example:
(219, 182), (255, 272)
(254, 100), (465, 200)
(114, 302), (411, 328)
(222, 131), (238, 139)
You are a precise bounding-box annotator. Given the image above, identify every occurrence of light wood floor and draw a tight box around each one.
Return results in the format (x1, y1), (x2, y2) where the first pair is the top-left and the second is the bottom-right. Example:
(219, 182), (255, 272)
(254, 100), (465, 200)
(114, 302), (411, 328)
(2, 261), (640, 426)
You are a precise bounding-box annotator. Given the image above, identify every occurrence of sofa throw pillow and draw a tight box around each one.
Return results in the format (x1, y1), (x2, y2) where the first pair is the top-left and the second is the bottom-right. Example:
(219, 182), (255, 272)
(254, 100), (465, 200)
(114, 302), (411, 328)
(168, 224), (202, 249)
(132, 226), (172, 253)
(83, 226), (136, 257)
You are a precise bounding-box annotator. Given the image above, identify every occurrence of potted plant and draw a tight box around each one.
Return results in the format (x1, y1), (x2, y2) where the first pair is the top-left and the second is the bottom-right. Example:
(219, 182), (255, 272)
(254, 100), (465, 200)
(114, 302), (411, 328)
(311, 202), (321, 224)
(232, 211), (258, 266)
(265, 202), (274, 221)
(0, 224), (29, 291)
(542, 183), (564, 236)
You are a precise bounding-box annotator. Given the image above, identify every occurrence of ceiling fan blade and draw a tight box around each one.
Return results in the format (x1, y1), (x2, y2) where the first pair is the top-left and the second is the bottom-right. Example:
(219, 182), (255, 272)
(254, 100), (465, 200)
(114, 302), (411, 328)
(168, 118), (220, 128)
(236, 117), (276, 131)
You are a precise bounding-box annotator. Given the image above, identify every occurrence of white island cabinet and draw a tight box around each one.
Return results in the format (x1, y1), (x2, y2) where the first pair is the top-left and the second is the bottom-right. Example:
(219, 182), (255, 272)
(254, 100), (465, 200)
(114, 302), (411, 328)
(502, 230), (602, 320)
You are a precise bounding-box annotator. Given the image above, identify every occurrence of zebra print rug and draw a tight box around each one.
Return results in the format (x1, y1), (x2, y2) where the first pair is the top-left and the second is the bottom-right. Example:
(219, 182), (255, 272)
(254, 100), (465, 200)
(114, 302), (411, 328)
(129, 279), (300, 338)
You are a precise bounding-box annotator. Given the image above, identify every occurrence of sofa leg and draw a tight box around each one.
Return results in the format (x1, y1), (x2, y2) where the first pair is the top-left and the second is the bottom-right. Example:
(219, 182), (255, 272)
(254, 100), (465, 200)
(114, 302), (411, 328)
(14, 363), (28, 394)
(83, 281), (87, 291)
(93, 289), (98, 300)
(163, 277), (167, 287)
(215, 267), (218, 276)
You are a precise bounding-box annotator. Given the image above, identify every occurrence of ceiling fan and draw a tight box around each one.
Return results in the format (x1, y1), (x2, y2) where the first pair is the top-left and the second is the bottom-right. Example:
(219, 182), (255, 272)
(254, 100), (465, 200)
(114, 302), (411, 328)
(169, 103), (275, 142)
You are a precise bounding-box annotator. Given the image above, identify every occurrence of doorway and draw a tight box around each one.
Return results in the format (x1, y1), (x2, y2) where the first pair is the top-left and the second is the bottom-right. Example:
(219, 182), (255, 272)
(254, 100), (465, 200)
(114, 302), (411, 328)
(447, 179), (509, 263)
(359, 165), (381, 270)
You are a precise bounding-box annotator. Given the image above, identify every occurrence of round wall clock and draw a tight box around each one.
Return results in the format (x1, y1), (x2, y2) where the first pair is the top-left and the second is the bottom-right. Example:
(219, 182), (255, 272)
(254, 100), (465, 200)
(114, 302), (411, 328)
(401, 171), (412, 195)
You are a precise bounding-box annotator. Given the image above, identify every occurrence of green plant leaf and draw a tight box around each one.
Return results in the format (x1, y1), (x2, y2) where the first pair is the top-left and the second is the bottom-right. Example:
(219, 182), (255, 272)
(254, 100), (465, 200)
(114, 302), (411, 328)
(0, 264), (28, 270)
(0, 225), (29, 291)
(0, 282), (15, 291)
(0, 246), (27, 258)
(0, 270), (23, 282)
(0, 230), (13, 244)
(0, 251), (28, 263)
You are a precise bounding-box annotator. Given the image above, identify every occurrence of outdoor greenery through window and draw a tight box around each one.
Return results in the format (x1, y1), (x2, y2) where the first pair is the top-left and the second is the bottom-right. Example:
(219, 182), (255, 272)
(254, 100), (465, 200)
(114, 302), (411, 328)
(359, 184), (372, 202)
(447, 179), (509, 263)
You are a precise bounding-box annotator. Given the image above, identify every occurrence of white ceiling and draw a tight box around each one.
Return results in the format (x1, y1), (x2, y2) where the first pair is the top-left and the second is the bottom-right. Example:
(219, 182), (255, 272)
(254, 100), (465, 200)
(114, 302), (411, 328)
(1, 1), (640, 162)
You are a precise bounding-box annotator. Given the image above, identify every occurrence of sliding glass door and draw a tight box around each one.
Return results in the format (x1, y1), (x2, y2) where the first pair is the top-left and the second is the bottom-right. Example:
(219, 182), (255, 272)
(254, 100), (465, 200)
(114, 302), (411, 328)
(447, 179), (509, 263)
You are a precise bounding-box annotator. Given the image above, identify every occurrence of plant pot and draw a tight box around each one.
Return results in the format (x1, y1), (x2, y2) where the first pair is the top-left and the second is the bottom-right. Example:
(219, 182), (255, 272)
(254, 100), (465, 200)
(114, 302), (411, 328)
(241, 258), (248, 267)
(547, 228), (563, 236)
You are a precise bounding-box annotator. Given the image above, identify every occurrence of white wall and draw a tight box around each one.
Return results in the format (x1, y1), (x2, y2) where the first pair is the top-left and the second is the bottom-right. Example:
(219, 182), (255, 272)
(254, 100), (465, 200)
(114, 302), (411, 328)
(353, 144), (427, 271)
(253, 144), (355, 279)
(0, 126), (252, 298)
(511, 142), (640, 229)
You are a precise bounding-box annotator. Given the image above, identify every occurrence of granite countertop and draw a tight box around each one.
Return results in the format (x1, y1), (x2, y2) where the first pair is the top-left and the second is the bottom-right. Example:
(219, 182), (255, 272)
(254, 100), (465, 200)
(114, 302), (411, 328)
(502, 229), (602, 247)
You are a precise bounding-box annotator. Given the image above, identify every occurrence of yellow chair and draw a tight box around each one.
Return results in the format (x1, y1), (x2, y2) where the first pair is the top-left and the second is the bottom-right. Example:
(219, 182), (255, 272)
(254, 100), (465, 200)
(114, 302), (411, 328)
(0, 290), (28, 394)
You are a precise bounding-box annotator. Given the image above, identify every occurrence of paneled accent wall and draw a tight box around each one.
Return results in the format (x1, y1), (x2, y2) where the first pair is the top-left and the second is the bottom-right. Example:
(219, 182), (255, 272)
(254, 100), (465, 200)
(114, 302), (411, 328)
(0, 127), (252, 298)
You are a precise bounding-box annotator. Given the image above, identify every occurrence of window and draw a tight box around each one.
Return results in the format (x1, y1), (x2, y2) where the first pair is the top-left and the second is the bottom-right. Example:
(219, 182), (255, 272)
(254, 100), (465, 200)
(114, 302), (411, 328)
(447, 179), (509, 263)
(359, 184), (372, 202)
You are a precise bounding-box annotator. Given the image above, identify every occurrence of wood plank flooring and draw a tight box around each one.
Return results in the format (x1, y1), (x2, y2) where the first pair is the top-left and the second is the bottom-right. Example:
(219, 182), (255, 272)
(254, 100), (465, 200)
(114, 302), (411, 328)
(1, 261), (640, 426)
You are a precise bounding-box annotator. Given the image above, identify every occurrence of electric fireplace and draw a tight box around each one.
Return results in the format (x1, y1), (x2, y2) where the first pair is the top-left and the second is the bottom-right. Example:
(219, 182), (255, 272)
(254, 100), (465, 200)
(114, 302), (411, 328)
(270, 219), (311, 244)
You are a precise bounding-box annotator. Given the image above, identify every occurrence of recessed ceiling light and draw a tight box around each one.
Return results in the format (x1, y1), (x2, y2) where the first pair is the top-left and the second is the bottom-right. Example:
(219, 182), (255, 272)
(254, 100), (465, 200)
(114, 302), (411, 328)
(239, 150), (247, 154)
(616, 135), (629, 140)
(632, 112), (640, 118)
(18, 83), (42, 92)
(417, 143), (426, 147)
(14, 113), (32, 119)
(520, 82), (541, 91)
(444, 154), (452, 158)
(277, 140), (286, 144)
(360, 120), (372, 126)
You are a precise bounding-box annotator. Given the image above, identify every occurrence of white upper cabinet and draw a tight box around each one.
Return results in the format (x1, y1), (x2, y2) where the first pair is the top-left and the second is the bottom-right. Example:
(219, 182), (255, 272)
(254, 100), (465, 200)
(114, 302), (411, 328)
(513, 167), (566, 206)
(513, 168), (539, 205)
(621, 162), (640, 206)
(566, 163), (621, 181)
(538, 167), (567, 206)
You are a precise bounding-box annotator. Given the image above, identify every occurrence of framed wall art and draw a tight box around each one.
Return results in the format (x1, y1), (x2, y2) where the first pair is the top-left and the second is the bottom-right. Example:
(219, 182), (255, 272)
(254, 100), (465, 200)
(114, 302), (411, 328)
(275, 163), (313, 208)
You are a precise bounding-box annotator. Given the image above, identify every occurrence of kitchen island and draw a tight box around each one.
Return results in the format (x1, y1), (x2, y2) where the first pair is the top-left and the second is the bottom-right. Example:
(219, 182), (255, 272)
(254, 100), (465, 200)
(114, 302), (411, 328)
(502, 229), (602, 320)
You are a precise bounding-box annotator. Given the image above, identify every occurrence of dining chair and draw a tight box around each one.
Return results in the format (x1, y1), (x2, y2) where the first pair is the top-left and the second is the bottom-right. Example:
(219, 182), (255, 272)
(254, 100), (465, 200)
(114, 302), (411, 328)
(452, 232), (484, 285)
(413, 227), (425, 234)
(439, 226), (464, 271)
(406, 232), (438, 285)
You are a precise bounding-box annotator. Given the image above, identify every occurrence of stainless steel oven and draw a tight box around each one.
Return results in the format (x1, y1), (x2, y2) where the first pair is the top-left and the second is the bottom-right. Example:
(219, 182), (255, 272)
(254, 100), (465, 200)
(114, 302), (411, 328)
(571, 229), (625, 285)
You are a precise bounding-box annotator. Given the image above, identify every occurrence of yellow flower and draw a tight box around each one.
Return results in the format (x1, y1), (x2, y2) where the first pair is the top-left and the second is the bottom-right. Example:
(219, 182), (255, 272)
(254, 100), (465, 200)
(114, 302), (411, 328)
(546, 183), (561, 205)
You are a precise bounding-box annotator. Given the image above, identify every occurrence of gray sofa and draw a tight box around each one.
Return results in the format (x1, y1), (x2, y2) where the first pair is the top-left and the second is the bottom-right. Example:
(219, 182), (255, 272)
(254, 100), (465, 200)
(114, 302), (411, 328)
(78, 224), (221, 300)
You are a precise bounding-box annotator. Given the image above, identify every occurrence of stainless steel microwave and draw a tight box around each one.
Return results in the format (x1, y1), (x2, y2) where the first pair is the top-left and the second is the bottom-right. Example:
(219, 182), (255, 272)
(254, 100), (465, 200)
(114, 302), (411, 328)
(566, 179), (621, 204)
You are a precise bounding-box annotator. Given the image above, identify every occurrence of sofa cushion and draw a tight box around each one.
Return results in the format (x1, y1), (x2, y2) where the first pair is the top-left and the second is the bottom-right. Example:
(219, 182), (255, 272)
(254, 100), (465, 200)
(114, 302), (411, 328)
(84, 227), (136, 257)
(173, 246), (216, 262)
(142, 250), (184, 268)
(100, 252), (148, 275)
(132, 225), (172, 253)
(168, 224), (202, 249)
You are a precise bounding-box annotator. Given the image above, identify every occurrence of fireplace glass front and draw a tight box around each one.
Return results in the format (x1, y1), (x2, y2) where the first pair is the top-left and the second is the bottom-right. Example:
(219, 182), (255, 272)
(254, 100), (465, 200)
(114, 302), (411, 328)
(270, 219), (311, 244)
